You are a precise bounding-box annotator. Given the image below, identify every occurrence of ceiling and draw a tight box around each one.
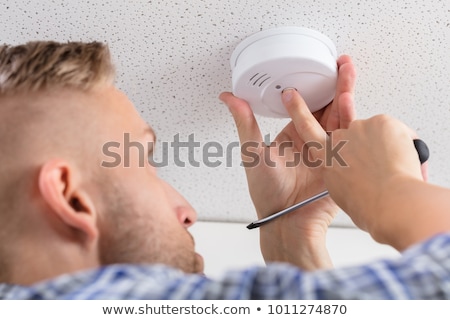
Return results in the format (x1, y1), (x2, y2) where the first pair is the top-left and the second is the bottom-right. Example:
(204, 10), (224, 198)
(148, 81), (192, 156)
(1, 0), (449, 227)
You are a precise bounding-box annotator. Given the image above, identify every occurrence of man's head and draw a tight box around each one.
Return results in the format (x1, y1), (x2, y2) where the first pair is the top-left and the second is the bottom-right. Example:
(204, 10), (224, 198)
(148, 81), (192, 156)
(0, 41), (203, 284)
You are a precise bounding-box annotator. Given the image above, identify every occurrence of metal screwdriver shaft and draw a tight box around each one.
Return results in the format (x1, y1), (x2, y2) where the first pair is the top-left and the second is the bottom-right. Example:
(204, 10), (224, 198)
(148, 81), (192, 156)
(246, 139), (430, 230)
(246, 190), (330, 229)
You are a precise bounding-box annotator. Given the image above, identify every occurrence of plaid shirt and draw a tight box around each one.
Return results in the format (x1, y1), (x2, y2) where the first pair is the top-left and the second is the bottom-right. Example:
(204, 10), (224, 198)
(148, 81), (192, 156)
(1, 233), (450, 299)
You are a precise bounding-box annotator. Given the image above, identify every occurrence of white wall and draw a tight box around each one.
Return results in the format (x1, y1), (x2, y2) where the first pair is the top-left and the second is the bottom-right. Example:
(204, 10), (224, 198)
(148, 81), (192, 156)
(191, 221), (399, 278)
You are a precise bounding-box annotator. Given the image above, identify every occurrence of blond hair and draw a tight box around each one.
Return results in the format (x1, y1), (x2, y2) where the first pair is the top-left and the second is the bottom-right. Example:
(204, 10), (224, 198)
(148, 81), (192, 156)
(0, 41), (115, 94)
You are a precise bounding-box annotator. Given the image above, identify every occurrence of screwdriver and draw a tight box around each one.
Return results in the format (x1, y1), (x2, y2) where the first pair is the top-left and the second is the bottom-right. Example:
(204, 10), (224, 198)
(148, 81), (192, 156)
(247, 138), (430, 230)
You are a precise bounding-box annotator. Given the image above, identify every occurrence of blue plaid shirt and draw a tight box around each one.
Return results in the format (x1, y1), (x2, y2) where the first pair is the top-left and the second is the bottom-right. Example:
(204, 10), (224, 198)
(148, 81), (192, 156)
(1, 233), (450, 299)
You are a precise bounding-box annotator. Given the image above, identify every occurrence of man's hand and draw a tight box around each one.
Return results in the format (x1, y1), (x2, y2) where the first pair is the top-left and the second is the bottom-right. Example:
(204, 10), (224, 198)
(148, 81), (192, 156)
(219, 55), (356, 270)
(280, 71), (447, 252)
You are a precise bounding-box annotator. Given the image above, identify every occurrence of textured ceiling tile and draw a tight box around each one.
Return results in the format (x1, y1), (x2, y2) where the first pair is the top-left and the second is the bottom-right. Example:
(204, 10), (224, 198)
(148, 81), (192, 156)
(1, 0), (449, 227)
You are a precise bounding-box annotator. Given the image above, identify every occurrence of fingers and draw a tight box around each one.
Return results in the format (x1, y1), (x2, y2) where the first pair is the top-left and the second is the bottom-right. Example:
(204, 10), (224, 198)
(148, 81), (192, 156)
(324, 55), (357, 131)
(322, 104), (340, 132)
(336, 55), (357, 97)
(338, 92), (356, 129)
(219, 91), (263, 147)
(282, 88), (328, 161)
(336, 56), (357, 129)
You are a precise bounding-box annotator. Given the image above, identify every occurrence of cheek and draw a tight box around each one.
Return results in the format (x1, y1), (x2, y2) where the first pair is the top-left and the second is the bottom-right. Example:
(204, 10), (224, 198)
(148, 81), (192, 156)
(133, 177), (171, 214)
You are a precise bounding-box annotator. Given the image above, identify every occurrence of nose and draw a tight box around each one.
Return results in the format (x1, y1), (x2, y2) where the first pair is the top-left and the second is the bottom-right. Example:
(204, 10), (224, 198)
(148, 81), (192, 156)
(162, 180), (197, 228)
(176, 206), (196, 228)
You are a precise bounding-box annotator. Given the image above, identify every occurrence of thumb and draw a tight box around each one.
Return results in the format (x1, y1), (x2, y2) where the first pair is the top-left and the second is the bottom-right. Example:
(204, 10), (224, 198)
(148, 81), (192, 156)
(219, 92), (263, 146)
(282, 88), (328, 163)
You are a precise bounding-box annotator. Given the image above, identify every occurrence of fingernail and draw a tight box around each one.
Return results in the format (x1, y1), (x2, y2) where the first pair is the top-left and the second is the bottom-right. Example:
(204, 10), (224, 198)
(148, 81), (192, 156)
(281, 87), (297, 103)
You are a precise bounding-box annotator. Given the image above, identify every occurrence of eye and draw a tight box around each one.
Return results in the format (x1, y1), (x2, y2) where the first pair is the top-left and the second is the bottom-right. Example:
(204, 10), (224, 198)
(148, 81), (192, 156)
(147, 140), (158, 168)
(148, 140), (155, 154)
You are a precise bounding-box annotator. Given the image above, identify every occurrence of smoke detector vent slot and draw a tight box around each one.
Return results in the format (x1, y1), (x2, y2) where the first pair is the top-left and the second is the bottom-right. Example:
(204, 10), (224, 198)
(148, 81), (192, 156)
(230, 26), (338, 118)
(250, 73), (271, 87)
(249, 73), (260, 82)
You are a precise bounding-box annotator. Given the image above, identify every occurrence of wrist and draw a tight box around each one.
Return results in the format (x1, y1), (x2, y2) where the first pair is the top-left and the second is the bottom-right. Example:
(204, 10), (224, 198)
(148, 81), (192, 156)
(259, 208), (334, 270)
(370, 177), (450, 251)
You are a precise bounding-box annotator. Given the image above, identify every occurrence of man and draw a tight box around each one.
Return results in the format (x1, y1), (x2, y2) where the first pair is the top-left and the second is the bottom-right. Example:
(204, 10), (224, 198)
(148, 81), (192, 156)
(0, 41), (448, 299)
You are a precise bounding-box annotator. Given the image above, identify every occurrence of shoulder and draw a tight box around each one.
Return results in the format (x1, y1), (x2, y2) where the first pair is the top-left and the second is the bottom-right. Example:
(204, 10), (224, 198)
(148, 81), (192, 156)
(0, 264), (190, 299)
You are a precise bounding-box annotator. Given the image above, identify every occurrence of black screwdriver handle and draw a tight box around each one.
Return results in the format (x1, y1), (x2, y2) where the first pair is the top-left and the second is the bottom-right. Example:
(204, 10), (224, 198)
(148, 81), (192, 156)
(413, 139), (429, 164)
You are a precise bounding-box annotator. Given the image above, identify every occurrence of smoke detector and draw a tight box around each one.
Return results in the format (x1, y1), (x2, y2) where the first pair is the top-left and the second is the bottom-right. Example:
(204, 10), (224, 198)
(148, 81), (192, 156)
(230, 26), (338, 118)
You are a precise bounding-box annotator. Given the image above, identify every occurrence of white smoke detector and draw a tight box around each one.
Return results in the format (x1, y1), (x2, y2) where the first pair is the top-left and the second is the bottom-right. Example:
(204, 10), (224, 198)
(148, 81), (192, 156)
(230, 26), (338, 118)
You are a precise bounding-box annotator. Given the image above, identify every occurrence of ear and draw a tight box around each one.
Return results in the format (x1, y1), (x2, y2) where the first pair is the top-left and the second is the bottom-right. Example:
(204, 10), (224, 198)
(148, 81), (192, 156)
(38, 159), (98, 245)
